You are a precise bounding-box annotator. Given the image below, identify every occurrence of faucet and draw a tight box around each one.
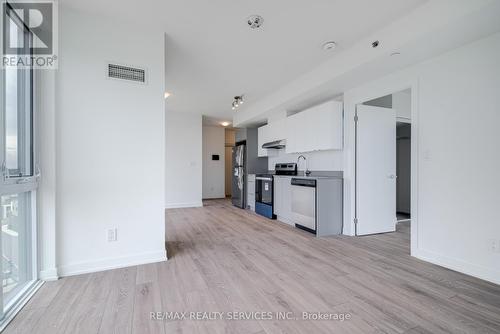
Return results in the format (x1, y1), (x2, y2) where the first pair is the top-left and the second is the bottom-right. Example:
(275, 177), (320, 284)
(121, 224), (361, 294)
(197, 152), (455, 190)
(297, 155), (311, 176)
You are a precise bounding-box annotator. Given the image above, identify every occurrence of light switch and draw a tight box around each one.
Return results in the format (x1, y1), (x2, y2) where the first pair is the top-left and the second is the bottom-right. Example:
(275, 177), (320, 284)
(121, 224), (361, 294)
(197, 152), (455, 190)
(423, 149), (431, 161)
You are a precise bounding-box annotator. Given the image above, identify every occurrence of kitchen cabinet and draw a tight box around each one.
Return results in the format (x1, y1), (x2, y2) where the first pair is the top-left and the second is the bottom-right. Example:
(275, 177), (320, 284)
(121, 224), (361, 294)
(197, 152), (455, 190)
(247, 174), (256, 211)
(272, 118), (287, 141)
(274, 174), (344, 236)
(286, 100), (343, 153)
(257, 119), (286, 157)
(273, 176), (293, 225)
(257, 125), (271, 157)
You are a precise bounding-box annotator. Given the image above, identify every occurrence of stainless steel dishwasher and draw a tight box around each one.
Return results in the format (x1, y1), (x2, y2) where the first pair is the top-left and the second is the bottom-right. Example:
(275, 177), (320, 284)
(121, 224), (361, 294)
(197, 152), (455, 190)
(290, 178), (317, 233)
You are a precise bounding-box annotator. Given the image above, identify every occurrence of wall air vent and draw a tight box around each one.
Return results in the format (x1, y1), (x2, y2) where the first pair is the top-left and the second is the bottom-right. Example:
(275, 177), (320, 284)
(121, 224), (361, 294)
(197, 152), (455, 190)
(107, 63), (146, 84)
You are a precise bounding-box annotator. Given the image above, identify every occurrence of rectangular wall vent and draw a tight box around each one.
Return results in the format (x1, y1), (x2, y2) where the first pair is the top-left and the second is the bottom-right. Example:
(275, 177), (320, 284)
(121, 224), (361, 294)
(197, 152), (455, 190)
(107, 63), (146, 83)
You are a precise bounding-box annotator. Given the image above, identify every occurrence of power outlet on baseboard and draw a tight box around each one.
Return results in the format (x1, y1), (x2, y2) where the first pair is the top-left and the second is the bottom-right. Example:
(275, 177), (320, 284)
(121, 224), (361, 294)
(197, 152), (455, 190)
(107, 228), (118, 242)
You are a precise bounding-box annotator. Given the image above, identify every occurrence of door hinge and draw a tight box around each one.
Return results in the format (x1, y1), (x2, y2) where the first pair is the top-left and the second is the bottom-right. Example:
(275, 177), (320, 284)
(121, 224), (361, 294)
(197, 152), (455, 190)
(354, 218), (359, 225)
(354, 115), (358, 122)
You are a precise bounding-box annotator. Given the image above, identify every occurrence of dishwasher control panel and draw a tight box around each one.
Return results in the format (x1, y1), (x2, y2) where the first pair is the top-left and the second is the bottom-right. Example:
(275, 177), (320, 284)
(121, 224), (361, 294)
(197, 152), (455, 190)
(291, 178), (317, 187)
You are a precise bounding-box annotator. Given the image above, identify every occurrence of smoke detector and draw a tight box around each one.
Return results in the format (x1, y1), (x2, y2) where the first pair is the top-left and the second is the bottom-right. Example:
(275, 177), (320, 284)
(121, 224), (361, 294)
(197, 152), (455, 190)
(247, 15), (264, 29)
(322, 41), (337, 51)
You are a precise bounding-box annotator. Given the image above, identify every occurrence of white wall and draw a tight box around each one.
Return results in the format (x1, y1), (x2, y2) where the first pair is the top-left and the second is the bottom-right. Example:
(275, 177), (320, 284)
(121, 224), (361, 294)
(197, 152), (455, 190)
(268, 150), (343, 172)
(344, 32), (500, 284)
(55, 8), (166, 276)
(364, 90), (411, 120)
(393, 90), (411, 120)
(202, 126), (225, 199)
(165, 111), (202, 208)
(37, 70), (58, 280)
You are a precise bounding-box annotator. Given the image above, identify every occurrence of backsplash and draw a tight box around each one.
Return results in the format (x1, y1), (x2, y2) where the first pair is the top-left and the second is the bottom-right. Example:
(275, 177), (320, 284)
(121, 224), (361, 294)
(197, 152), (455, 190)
(268, 149), (343, 171)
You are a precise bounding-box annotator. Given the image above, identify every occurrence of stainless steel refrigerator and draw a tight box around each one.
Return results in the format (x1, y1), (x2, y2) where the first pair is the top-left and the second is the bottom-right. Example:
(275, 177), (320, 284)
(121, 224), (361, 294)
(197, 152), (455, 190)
(231, 142), (246, 208)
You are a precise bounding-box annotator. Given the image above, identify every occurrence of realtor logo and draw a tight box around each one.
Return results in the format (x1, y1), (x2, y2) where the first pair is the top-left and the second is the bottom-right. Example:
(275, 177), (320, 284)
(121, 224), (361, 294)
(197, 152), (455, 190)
(2, 0), (58, 68)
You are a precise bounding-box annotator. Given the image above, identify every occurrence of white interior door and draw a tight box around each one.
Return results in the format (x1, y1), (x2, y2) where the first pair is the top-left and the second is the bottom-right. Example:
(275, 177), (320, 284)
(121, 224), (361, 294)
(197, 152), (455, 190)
(356, 104), (397, 235)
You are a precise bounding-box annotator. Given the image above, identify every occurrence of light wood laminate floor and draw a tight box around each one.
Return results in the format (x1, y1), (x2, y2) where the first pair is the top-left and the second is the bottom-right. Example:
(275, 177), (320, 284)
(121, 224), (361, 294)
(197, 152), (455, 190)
(5, 199), (500, 333)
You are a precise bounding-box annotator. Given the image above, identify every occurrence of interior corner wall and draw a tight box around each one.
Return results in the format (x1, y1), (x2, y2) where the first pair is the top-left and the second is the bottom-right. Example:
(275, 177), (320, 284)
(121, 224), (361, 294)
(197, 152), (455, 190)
(55, 8), (166, 276)
(165, 111), (202, 208)
(202, 126), (225, 199)
(343, 31), (500, 284)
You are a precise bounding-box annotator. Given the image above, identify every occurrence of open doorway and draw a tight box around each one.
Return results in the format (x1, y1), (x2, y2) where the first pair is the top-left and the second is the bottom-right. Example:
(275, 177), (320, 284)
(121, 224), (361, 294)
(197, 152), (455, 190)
(396, 122), (411, 222)
(225, 129), (236, 198)
(356, 88), (412, 239)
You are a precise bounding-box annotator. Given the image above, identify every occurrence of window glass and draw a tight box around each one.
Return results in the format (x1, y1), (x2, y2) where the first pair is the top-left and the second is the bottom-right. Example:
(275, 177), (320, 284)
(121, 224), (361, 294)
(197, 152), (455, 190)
(1, 192), (32, 307)
(3, 15), (33, 178)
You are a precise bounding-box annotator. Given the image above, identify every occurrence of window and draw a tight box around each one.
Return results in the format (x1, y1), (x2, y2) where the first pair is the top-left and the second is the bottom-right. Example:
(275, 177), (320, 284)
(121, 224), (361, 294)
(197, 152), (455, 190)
(4, 7), (34, 179)
(1, 193), (34, 306)
(0, 3), (39, 327)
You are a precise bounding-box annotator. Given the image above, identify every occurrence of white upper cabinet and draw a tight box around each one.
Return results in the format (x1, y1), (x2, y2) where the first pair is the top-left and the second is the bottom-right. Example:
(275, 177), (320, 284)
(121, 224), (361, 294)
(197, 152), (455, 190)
(257, 118), (286, 157)
(257, 125), (269, 157)
(286, 100), (343, 153)
(272, 118), (287, 141)
(258, 100), (343, 156)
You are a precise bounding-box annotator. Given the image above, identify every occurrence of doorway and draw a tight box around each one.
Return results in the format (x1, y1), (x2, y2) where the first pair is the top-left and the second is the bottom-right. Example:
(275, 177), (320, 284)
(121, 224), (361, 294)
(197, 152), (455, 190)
(355, 89), (412, 239)
(224, 129), (236, 198)
(396, 122), (411, 222)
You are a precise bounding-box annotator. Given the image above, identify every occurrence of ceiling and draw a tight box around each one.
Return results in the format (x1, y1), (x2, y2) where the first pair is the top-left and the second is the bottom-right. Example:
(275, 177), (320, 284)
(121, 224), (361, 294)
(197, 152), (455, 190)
(60, 0), (427, 124)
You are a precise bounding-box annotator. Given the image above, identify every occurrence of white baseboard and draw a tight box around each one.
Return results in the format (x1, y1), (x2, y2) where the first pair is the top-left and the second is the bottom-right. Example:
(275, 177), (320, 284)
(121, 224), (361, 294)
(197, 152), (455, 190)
(165, 201), (203, 209)
(58, 250), (167, 277)
(39, 267), (59, 281)
(413, 248), (500, 285)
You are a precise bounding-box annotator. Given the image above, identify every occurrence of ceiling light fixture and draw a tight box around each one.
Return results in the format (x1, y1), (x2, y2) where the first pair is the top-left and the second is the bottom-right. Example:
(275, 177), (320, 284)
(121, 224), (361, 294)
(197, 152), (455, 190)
(247, 15), (264, 29)
(232, 95), (244, 111)
(322, 41), (337, 51)
(221, 122), (230, 127)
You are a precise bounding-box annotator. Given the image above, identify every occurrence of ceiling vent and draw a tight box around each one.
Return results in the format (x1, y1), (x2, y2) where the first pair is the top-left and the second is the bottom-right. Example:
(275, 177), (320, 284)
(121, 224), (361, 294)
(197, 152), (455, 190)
(107, 63), (146, 84)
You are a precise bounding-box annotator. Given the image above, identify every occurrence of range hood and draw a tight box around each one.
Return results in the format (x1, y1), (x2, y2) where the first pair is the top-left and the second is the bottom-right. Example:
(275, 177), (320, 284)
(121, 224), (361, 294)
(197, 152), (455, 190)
(262, 139), (286, 149)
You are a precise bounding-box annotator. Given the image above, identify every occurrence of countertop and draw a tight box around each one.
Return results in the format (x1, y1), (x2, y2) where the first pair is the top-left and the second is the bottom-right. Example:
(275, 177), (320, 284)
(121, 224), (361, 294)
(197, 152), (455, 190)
(270, 171), (343, 179)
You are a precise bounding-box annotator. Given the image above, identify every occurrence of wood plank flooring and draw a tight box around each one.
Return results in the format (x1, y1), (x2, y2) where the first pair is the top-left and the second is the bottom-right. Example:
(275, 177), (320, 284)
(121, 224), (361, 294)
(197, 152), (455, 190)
(4, 199), (500, 333)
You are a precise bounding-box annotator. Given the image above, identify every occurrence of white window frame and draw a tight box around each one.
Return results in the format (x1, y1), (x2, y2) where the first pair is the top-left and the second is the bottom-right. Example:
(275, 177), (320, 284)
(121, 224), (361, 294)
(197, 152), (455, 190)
(0, 2), (41, 328)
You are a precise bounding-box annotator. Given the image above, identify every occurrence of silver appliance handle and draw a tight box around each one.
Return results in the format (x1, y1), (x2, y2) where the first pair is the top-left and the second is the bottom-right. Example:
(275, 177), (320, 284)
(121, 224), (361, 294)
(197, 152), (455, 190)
(256, 177), (273, 181)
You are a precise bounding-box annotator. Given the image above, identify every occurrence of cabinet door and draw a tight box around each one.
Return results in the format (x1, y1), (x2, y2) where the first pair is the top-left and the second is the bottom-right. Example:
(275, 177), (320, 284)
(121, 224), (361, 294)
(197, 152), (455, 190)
(285, 100), (343, 153)
(286, 111), (310, 153)
(286, 110), (316, 153)
(247, 179), (255, 210)
(273, 118), (286, 141)
(281, 178), (293, 222)
(258, 124), (279, 157)
(257, 125), (267, 157)
(314, 101), (343, 151)
(273, 177), (283, 216)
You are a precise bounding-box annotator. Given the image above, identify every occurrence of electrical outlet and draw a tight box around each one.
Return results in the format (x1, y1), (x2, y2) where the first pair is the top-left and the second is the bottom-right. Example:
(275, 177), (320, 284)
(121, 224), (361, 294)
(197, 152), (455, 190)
(107, 228), (117, 242)
(491, 239), (500, 253)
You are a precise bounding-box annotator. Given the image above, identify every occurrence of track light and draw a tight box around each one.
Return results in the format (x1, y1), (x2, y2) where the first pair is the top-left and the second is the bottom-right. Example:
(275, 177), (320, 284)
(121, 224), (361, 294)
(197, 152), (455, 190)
(231, 95), (244, 111)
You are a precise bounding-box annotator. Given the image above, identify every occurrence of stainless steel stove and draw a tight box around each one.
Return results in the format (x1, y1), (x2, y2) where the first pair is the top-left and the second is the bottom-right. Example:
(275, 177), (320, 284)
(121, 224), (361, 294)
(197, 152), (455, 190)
(255, 163), (297, 219)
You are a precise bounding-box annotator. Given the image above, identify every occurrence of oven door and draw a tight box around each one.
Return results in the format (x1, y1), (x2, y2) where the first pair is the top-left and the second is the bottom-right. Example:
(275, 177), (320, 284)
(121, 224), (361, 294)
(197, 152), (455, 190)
(255, 176), (273, 205)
